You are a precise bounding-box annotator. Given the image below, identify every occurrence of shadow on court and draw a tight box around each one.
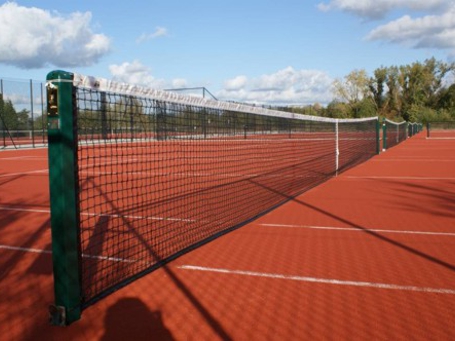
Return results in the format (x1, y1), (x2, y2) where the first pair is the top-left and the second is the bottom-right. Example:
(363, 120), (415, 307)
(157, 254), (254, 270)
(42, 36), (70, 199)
(101, 297), (173, 341)
(248, 177), (455, 273)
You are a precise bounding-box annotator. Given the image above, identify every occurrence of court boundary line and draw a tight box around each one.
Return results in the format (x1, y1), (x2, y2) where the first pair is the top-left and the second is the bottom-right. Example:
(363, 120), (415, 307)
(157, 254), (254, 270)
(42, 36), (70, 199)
(1, 205), (452, 237)
(0, 169), (48, 178)
(0, 156), (47, 161)
(372, 159), (455, 162)
(0, 145), (47, 152)
(0, 205), (196, 222)
(0, 244), (136, 263)
(343, 175), (455, 181)
(258, 223), (455, 237)
(178, 265), (455, 295)
(2, 243), (453, 295)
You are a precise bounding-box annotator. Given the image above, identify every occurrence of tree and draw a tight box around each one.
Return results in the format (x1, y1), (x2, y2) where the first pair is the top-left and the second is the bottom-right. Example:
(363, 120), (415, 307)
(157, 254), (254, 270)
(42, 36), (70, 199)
(437, 84), (455, 111)
(384, 66), (400, 118)
(332, 69), (376, 118)
(369, 67), (387, 115)
(0, 96), (19, 130)
(333, 69), (370, 104)
(326, 101), (350, 118)
(396, 58), (455, 120)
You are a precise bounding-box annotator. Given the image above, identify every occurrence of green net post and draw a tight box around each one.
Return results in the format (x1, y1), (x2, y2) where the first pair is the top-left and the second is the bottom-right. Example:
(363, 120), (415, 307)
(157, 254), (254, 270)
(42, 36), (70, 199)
(376, 119), (380, 154)
(382, 119), (387, 151)
(427, 122), (430, 138)
(46, 70), (82, 325)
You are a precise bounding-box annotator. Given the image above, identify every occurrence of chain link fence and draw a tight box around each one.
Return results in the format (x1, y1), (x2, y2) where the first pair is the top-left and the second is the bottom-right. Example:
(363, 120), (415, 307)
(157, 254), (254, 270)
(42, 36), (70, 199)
(0, 77), (47, 149)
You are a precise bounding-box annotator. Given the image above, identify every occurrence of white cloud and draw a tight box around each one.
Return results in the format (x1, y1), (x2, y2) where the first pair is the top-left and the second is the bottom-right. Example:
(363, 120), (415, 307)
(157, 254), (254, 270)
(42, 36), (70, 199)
(109, 60), (187, 89)
(136, 27), (169, 43)
(0, 2), (110, 69)
(109, 61), (162, 87)
(109, 64), (333, 105)
(224, 75), (248, 90)
(366, 8), (455, 52)
(318, 0), (449, 20)
(171, 78), (188, 88)
(219, 67), (333, 105)
(319, 0), (455, 56)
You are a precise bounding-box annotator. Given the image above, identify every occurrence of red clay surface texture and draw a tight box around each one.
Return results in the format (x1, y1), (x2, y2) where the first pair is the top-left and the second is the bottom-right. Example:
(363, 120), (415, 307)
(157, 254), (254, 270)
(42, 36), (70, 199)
(0, 133), (454, 340)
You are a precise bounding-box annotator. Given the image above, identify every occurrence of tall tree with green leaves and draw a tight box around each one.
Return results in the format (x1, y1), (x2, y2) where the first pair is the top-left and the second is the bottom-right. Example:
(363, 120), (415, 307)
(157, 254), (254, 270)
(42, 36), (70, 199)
(369, 67), (387, 115)
(0, 94), (20, 130)
(332, 69), (373, 117)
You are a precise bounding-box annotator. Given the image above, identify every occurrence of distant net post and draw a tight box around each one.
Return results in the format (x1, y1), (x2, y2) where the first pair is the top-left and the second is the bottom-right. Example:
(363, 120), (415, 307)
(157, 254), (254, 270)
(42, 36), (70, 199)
(376, 119), (380, 154)
(46, 70), (82, 325)
(382, 119), (387, 151)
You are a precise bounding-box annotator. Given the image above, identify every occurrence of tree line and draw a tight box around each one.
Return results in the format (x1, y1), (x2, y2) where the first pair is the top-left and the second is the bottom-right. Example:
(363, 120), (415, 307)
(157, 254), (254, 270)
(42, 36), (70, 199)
(277, 58), (455, 123)
(0, 93), (34, 130)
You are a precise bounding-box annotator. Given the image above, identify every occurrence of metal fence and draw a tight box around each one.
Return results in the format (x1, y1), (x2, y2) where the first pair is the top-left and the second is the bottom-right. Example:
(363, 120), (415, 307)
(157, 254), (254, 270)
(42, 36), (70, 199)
(0, 77), (47, 149)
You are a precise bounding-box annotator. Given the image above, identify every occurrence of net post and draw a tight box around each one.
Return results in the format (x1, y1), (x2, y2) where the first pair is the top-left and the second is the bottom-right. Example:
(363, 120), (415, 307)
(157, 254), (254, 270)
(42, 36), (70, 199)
(375, 118), (380, 154)
(46, 70), (82, 325)
(427, 122), (430, 138)
(30, 79), (35, 148)
(382, 119), (387, 151)
(335, 120), (339, 176)
(396, 123), (399, 143)
(100, 91), (108, 139)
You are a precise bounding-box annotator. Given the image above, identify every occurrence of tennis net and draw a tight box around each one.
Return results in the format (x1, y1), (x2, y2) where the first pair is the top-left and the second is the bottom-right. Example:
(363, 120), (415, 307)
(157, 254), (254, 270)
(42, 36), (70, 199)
(427, 121), (455, 139)
(46, 70), (379, 324)
(407, 122), (423, 137)
(382, 119), (407, 150)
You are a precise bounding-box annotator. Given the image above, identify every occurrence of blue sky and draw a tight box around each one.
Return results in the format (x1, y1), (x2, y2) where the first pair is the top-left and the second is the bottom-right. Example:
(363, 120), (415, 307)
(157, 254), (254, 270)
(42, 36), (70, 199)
(1, 0), (454, 105)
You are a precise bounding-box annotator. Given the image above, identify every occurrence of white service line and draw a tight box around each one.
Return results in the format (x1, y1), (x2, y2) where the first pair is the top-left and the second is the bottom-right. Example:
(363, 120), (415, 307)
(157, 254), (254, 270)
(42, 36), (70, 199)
(0, 169), (48, 178)
(0, 205), (50, 214)
(372, 159), (455, 162)
(0, 156), (47, 161)
(0, 205), (195, 222)
(3, 244), (454, 295)
(259, 223), (455, 237)
(178, 265), (455, 295)
(0, 244), (136, 263)
(0, 244), (51, 255)
(343, 175), (455, 181)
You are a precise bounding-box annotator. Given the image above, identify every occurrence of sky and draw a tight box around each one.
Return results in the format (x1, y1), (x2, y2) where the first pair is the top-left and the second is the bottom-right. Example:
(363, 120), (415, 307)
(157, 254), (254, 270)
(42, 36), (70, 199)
(1, 0), (454, 106)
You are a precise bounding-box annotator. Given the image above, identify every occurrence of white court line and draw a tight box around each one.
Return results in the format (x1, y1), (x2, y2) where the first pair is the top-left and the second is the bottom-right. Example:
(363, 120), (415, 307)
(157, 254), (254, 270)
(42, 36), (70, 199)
(259, 223), (455, 237)
(0, 205), (195, 223)
(0, 244), (52, 255)
(372, 159), (455, 162)
(0, 169), (48, 178)
(0, 205), (49, 214)
(343, 175), (455, 181)
(3, 243), (454, 295)
(0, 244), (136, 263)
(0, 156), (47, 161)
(178, 265), (455, 295)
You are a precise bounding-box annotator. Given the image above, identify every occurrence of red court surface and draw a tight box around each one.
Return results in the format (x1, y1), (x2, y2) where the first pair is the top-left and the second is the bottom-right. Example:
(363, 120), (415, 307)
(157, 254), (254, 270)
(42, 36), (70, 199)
(0, 133), (454, 340)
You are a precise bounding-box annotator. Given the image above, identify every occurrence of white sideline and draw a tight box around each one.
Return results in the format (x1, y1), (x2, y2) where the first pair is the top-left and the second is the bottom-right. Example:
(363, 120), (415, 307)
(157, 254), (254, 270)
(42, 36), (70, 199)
(1, 243), (453, 295)
(0, 244), (136, 263)
(344, 175), (455, 181)
(178, 265), (455, 295)
(259, 223), (455, 237)
(0, 205), (195, 222)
